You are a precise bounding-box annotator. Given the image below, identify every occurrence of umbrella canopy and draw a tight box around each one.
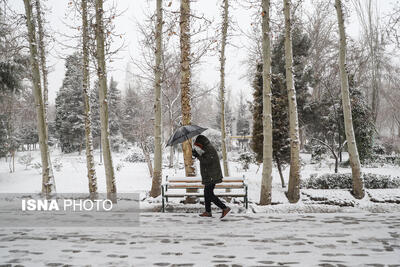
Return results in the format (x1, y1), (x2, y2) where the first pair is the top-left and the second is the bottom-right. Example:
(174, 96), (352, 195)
(166, 125), (207, 147)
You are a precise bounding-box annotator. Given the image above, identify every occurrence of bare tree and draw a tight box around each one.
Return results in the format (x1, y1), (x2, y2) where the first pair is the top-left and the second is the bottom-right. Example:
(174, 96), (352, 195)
(180, 0), (195, 177)
(34, 0), (56, 193)
(23, 0), (55, 195)
(335, 0), (364, 199)
(219, 0), (230, 177)
(352, 0), (383, 123)
(283, 0), (301, 203)
(150, 0), (163, 198)
(81, 0), (97, 196)
(95, 0), (116, 201)
(259, 0), (273, 205)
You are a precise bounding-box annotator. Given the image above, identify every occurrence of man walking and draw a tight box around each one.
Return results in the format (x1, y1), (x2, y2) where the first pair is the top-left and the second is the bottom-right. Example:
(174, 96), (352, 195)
(192, 135), (231, 218)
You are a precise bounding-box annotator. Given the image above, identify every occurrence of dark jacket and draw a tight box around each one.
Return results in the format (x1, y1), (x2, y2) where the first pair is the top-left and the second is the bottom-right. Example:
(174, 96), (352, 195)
(192, 135), (223, 185)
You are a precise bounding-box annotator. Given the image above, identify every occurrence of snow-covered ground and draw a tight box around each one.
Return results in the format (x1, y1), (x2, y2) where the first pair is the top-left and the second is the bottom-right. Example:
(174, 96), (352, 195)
(1, 148), (400, 266)
(0, 148), (399, 210)
(1, 212), (400, 266)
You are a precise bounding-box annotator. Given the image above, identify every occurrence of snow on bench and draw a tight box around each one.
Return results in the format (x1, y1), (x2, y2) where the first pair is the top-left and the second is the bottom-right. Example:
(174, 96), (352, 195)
(161, 175), (248, 212)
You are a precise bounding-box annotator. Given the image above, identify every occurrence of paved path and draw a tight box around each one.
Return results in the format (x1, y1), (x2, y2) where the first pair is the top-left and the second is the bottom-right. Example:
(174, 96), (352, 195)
(1, 212), (400, 266)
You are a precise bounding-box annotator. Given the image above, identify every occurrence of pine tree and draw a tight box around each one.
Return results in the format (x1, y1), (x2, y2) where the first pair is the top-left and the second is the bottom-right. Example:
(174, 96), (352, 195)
(121, 86), (140, 143)
(108, 77), (122, 136)
(236, 92), (250, 137)
(55, 53), (85, 153)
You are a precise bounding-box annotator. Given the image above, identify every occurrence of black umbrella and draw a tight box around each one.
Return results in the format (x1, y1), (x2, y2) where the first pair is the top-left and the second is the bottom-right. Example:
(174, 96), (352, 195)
(166, 125), (207, 147)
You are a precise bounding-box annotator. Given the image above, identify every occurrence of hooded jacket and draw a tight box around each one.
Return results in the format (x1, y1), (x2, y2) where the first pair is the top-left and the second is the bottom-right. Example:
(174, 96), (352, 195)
(193, 135), (223, 185)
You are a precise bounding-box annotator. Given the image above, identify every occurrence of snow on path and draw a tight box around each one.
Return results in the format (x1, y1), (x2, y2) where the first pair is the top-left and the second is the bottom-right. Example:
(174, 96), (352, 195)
(1, 212), (399, 266)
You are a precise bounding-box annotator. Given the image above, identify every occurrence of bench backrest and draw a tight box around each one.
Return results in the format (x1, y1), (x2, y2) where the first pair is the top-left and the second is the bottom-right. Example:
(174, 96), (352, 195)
(165, 176), (246, 189)
(166, 176), (245, 183)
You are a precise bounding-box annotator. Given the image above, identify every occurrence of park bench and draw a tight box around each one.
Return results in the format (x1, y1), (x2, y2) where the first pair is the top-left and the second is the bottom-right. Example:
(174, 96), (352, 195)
(161, 175), (248, 212)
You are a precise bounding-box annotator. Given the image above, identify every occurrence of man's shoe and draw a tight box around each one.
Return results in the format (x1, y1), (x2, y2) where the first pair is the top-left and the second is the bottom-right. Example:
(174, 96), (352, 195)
(220, 207), (231, 219)
(199, 212), (212, 217)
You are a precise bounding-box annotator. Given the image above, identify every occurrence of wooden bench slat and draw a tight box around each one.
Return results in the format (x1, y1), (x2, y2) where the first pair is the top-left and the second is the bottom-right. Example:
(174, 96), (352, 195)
(168, 179), (244, 183)
(164, 192), (246, 197)
(167, 184), (245, 189)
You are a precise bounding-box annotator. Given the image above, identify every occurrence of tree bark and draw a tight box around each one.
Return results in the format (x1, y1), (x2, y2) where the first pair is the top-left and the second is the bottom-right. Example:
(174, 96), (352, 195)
(284, 0), (301, 203)
(150, 0), (163, 198)
(95, 0), (117, 201)
(219, 0), (230, 177)
(180, 0), (195, 177)
(276, 156), (285, 188)
(81, 0), (98, 196)
(35, 0), (56, 193)
(180, 0), (196, 202)
(23, 0), (55, 196)
(335, 0), (364, 199)
(259, 0), (273, 205)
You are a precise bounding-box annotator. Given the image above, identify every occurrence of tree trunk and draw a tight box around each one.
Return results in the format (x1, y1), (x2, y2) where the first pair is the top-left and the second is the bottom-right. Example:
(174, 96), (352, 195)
(219, 0), (230, 177)
(141, 141), (154, 178)
(23, 0), (55, 196)
(180, 0), (196, 202)
(276, 156), (285, 188)
(95, 0), (117, 202)
(81, 0), (97, 196)
(180, 0), (195, 177)
(335, 0), (364, 199)
(35, 0), (56, 193)
(284, 0), (301, 203)
(259, 0), (273, 205)
(150, 0), (163, 198)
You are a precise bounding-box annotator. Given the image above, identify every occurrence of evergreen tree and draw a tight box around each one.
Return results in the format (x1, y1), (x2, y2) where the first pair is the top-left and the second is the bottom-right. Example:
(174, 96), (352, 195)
(121, 86), (140, 143)
(55, 52), (85, 153)
(271, 26), (312, 125)
(108, 77), (122, 136)
(251, 64), (290, 184)
(236, 92), (250, 136)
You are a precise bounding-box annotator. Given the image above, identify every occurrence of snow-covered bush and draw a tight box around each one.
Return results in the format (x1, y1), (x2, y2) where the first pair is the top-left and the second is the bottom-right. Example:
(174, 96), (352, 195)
(124, 150), (146, 163)
(111, 135), (127, 152)
(311, 144), (329, 162)
(18, 154), (33, 169)
(301, 173), (400, 189)
(238, 152), (255, 171)
(53, 158), (62, 172)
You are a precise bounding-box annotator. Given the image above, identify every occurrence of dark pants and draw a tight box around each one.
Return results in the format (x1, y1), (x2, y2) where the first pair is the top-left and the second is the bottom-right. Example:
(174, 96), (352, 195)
(204, 183), (227, 212)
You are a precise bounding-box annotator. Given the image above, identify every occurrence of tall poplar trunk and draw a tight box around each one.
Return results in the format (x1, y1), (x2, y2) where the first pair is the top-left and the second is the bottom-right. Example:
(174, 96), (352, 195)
(180, 0), (195, 177)
(259, 0), (273, 205)
(95, 0), (117, 201)
(335, 0), (364, 199)
(284, 0), (301, 203)
(35, 0), (56, 193)
(150, 0), (163, 197)
(180, 0), (196, 202)
(23, 0), (55, 196)
(81, 0), (97, 196)
(219, 0), (229, 177)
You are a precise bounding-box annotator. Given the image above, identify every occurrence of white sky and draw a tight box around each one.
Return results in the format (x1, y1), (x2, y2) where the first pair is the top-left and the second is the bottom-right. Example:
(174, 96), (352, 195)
(8, 0), (395, 105)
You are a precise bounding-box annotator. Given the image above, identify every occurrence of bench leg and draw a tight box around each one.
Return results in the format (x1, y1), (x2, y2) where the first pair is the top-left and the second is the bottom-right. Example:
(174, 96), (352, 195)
(161, 185), (165, 212)
(245, 185), (248, 209)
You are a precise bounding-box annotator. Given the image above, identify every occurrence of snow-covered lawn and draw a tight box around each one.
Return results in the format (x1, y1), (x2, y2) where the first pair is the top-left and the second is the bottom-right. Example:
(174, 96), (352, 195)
(0, 148), (399, 212)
